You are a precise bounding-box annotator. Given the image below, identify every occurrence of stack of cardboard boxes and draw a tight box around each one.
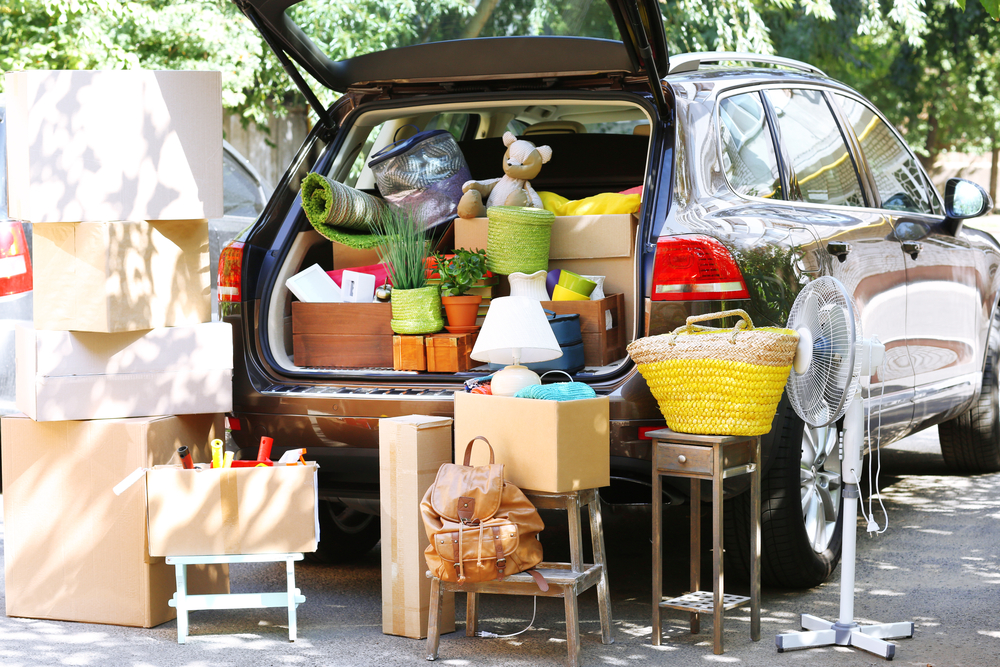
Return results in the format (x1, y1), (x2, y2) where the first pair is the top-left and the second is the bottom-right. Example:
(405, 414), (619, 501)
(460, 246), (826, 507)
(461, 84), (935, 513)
(0, 70), (232, 627)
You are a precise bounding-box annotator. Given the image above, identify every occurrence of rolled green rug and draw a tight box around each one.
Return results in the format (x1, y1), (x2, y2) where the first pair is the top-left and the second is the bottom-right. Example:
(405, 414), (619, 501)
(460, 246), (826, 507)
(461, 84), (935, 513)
(300, 173), (390, 248)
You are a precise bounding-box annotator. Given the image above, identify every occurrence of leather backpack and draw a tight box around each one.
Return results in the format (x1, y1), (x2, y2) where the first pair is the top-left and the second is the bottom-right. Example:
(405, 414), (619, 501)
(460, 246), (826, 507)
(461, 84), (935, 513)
(421, 436), (547, 589)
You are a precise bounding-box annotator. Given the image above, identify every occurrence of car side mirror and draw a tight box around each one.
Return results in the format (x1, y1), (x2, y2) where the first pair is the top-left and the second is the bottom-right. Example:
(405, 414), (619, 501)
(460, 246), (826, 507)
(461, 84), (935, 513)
(943, 178), (993, 234)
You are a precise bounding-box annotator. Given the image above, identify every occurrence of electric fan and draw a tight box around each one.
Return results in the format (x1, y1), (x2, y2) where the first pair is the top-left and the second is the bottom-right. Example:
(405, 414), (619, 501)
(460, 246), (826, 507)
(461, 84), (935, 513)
(775, 276), (913, 659)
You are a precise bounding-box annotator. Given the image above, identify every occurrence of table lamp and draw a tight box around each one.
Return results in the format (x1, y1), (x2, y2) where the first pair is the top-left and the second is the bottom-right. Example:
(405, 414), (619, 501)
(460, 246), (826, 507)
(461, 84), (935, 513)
(470, 296), (562, 396)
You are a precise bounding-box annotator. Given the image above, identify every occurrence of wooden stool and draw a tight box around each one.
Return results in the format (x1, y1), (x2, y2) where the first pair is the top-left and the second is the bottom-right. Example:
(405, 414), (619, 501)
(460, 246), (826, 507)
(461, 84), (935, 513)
(426, 488), (613, 667)
(167, 552), (305, 644)
(648, 428), (761, 654)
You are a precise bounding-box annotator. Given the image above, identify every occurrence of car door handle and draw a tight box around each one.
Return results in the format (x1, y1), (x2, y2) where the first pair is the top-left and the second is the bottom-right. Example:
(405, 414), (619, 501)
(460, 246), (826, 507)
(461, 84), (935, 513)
(826, 241), (851, 263)
(901, 240), (922, 259)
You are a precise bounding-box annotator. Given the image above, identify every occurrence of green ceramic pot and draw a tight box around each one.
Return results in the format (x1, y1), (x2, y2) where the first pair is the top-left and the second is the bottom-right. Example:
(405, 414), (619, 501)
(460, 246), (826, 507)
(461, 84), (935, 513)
(390, 285), (444, 334)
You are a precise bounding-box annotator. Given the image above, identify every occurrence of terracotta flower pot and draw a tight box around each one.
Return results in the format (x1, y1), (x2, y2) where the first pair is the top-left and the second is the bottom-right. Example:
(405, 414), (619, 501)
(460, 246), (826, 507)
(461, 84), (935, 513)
(441, 294), (483, 328)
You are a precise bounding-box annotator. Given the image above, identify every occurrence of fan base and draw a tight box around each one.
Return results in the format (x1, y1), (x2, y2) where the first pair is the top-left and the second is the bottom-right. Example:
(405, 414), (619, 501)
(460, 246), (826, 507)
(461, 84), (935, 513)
(776, 614), (914, 660)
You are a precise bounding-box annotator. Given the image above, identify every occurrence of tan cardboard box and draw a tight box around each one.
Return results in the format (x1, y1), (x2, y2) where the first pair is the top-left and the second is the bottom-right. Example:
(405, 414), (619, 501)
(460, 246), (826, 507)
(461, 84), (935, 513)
(454, 392), (610, 493)
(0, 413), (229, 627)
(454, 213), (635, 259)
(32, 220), (211, 332)
(16, 322), (233, 422)
(145, 462), (319, 557)
(5, 70), (222, 222)
(378, 416), (455, 638)
(333, 242), (382, 269)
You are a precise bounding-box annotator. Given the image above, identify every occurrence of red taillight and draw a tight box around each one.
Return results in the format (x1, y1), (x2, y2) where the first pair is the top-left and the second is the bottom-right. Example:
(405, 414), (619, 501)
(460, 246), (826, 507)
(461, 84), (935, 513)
(217, 240), (244, 303)
(651, 235), (749, 301)
(0, 220), (33, 297)
(225, 416), (241, 431)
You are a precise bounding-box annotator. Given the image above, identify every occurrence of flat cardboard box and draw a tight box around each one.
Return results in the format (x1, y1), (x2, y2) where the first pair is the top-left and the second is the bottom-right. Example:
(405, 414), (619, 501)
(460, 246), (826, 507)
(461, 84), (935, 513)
(454, 214), (636, 259)
(1, 413), (229, 627)
(145, 462), (319, 557)
(32, 220), (211, 332)
(333, 243), (382, 270)
(454, 392), (610, 493)
(378, 416), (455, 638)
(5, 70), (222, 222)
(16, 322), (233, 421)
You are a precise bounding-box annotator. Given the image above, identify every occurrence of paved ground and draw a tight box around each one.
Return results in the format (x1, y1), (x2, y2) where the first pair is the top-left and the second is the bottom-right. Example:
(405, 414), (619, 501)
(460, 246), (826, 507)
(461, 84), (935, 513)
(2, 426), (999, 666)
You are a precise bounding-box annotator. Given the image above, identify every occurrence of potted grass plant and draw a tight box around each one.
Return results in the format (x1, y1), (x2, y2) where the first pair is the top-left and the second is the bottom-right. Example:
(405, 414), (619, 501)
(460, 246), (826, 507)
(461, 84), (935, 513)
(432, 248), (488, 329)
(373, 207), (443, 335)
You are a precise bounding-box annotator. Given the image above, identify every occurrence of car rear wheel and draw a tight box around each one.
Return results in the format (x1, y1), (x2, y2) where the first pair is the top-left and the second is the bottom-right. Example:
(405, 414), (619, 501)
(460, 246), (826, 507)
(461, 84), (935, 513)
(305, 500), (381, 564)
(726, 398), (845, 588)
(939, 316), (1000, 473)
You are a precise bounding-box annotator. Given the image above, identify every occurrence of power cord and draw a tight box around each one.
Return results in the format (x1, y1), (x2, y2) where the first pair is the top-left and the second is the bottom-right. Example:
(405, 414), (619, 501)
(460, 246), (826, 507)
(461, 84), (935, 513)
(860, 338), (889, 535)
(476, 596), (538, 638)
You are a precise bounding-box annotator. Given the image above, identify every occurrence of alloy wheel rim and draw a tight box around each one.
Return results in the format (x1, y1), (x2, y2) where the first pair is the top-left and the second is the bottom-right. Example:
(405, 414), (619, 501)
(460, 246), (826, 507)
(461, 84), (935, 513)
(800, 423), (842, 553)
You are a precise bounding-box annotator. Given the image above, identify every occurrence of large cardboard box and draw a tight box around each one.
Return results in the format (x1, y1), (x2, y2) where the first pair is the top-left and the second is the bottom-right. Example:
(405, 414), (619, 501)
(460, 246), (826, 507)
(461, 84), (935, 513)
(454, 392), (610, 493)
(0, 413), (229, 627)
(16, 322), (233, 422)
(145, 462), (319, 557)
(32, 220), (211, 332)
(5, 70), (222, 222)
(378, 416), (455, 638)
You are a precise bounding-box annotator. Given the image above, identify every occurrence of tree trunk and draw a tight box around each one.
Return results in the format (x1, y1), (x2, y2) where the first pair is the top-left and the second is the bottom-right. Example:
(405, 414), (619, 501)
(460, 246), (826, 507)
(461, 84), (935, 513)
(462, 0), (500, 39)
(991, 144), (999, 205)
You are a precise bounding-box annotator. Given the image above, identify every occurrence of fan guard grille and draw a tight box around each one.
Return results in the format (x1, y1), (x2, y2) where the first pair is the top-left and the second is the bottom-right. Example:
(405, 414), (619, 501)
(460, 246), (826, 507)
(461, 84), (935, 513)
(786, 277), (863, 428)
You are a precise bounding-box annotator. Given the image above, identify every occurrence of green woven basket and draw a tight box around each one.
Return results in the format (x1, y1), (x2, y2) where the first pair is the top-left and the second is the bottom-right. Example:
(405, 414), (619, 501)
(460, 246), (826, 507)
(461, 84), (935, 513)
(390, 285), (444, 335)
(485, 206), (555, 275)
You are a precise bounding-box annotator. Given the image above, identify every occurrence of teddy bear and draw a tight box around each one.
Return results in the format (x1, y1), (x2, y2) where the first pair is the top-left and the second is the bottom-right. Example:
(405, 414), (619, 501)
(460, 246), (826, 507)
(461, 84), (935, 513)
(456, 131), (553, 219)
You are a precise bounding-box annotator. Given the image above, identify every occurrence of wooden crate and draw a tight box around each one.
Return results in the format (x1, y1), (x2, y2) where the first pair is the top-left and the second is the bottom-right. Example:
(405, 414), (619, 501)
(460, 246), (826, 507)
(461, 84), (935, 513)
(291, 301), (392, 335)
(292, 302), (394, 368)
(426, 333), (477, 373)
(540, 293), (625, 366)
(393, 336), (427, 371)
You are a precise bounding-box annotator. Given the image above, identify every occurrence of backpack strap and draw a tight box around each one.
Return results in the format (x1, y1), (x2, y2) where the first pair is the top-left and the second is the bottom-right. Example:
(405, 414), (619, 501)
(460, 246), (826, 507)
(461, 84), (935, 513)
(462, 436), (495, 466)
(526, 569), (549, 592)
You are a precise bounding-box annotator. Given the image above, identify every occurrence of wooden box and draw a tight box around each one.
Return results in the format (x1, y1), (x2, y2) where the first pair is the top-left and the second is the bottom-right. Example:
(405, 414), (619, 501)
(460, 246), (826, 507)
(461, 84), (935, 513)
(393, 336), (427, 371)
(426, 333), (477, 373)
(292, 302), (393, 368)
(540, 293), (626, 366)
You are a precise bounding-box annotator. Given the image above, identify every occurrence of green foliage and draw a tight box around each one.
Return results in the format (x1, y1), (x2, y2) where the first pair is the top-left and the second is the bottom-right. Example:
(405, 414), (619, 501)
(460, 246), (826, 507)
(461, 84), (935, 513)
(372, 207), (430, 291)
(432, 248), (488, 297)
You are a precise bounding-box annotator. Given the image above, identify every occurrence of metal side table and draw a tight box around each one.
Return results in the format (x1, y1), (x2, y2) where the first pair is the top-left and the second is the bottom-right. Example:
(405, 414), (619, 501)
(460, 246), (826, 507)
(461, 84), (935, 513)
(648, 427), (761, 655)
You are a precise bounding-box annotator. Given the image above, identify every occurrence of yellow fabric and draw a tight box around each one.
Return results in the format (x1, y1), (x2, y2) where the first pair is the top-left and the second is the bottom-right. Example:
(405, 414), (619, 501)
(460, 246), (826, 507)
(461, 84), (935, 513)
(538, 191), (642, 216)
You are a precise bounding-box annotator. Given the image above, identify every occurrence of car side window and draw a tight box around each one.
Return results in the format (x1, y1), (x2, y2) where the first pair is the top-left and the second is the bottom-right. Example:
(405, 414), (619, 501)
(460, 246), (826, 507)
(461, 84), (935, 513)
(718, 93), (782, 199)
(765, 88), (865, 208)
(833, 94), (935, 215)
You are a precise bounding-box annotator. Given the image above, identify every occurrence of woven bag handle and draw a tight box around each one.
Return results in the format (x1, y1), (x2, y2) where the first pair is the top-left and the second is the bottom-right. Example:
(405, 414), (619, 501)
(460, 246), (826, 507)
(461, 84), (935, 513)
(682, 309), (753, 333)
(462, 436), (496, 466)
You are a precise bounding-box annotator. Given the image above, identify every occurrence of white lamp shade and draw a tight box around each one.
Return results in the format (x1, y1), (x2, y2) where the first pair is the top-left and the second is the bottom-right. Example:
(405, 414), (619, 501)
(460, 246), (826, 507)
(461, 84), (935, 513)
(471, 296), (562, 365)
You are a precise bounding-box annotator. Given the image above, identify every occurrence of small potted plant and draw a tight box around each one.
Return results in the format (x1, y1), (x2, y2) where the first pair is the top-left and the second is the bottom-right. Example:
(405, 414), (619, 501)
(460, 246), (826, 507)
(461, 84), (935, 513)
(432, 248), (488, 329)
(373, 208), (443, 335)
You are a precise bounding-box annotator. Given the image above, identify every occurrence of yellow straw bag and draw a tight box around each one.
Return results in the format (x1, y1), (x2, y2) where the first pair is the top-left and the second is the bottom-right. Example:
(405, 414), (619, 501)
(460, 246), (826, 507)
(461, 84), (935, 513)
(626, 310), (799, 436)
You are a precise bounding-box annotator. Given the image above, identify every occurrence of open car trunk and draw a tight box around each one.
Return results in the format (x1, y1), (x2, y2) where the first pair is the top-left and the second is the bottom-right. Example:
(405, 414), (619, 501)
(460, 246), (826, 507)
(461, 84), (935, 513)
(262, 95), (654, 381)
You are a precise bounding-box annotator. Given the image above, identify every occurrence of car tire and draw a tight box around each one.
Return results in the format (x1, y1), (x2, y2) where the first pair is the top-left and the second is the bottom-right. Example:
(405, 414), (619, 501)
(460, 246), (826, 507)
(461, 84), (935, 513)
(305, 500), (381, 564)
(938, 316), (1000, 473)
(725, 397), (845, 588)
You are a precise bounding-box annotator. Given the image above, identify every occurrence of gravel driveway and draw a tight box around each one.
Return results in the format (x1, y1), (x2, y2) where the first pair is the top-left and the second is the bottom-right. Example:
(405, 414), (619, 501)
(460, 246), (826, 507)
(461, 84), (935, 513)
(2, 426), (997, 667)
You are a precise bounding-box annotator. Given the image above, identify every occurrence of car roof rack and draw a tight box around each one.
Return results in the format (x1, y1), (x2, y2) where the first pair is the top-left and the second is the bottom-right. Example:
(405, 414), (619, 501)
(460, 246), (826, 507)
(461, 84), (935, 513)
(667, 51), (826, 77)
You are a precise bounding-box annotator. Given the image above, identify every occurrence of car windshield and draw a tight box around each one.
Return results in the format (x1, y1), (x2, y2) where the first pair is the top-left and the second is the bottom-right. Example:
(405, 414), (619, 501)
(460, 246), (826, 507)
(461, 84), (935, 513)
(288, 0), (621, 56)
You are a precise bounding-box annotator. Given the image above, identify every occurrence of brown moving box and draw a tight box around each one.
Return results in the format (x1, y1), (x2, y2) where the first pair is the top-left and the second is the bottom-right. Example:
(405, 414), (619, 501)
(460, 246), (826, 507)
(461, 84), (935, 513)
(425, 333), (477, 373)
(292, 302), (393, 367)
(145, 462), (319, 557)
(32, 220), (211, 333)
(1, 414), (229, 627)
(378, 416), (456, 639)
(5, 70), (223, 223)
(540, 293), (626, 366)
(454, 392), (610, 493)
(393, 335), (427, 371)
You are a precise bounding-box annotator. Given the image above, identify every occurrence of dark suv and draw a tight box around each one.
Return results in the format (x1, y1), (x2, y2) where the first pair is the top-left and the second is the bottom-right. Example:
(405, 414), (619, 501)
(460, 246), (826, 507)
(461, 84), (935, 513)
(225, 0), (996, 588)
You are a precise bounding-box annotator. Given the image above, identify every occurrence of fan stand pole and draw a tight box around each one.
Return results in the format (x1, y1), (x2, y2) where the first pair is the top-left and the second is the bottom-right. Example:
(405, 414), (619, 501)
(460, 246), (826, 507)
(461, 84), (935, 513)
(775, 395), (914, 660)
